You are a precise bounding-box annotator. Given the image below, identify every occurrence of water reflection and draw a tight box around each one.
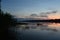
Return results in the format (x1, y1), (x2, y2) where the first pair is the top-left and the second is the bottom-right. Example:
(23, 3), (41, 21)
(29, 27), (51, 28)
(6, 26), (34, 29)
(10, 23), (60, 40)
(18, 23), (59, 32)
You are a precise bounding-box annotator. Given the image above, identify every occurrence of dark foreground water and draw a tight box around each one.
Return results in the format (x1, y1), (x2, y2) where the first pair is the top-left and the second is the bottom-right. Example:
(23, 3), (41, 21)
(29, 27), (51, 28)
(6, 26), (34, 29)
(9, 22), (60, 40)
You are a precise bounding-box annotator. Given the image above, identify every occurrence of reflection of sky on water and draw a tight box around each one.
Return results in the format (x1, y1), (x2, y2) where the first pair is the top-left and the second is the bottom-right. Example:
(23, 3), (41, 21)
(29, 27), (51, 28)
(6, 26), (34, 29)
(18, 23), (59, 32)
(48, 23), (60, 31)
(10, 23), (60, 40)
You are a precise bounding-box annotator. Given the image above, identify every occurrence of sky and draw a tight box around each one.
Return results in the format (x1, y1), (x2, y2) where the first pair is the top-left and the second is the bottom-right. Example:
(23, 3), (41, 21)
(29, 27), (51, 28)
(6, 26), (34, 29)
(1, 0), (60, 19)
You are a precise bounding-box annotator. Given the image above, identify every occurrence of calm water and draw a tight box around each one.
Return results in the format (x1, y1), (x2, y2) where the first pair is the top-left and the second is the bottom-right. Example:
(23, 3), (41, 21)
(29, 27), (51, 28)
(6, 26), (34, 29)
(9, 22), (60, 40)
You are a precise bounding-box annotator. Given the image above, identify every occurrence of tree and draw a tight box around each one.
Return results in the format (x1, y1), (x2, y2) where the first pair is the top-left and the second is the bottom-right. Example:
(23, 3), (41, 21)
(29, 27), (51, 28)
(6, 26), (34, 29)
(0, 9), (17, 40)
(0, 9), (17, 27)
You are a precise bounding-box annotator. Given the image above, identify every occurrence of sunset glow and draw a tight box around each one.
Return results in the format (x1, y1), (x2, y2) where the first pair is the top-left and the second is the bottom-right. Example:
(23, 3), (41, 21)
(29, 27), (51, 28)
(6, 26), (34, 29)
(48, 13), (60, 19)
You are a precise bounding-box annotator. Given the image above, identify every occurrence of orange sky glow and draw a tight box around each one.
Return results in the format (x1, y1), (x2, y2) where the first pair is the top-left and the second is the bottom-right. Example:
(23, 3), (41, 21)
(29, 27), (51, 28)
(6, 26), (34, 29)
(48, 13), (60, 19)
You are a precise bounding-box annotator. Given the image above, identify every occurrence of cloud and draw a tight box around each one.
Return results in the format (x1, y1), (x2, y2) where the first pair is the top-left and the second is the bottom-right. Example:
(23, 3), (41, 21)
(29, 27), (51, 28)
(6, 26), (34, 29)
(51, 10), (57, 13)
(29, 10), (58, 18)
(40, 10), (58, 15)
(30, 14), (38, 16)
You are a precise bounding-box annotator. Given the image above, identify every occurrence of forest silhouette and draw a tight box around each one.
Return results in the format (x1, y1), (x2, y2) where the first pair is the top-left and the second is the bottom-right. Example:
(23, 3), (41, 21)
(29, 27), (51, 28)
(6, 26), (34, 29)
(0, 9), (17, 40)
